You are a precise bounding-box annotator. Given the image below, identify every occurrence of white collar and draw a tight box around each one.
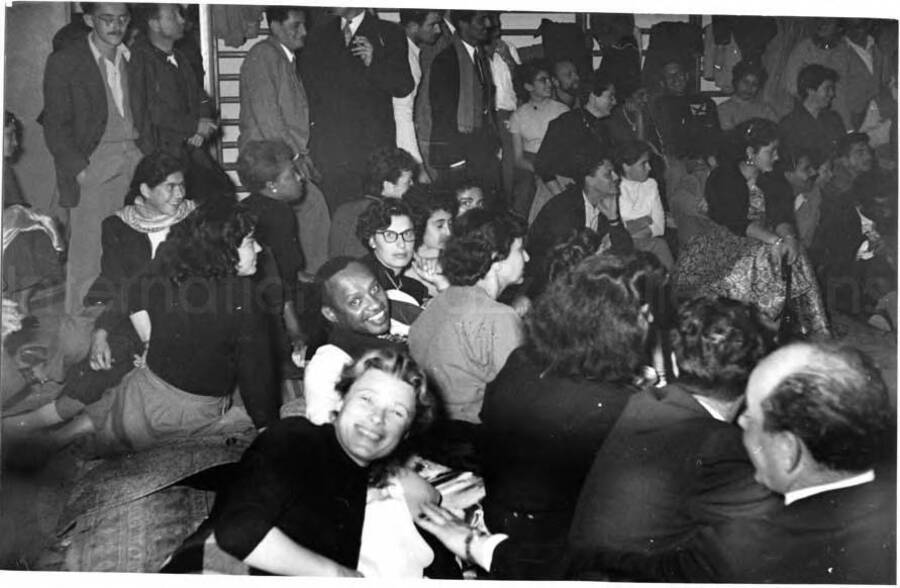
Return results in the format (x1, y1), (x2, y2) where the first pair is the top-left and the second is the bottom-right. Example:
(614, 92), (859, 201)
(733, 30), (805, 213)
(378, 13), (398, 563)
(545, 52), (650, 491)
(278, 40), (295, 63)
(407, 36), (420, 58)
(846, 35), (875, 53)
(460, 39), (477, 61)
(784, 470), (875, 506)
(692, 395), (731, 422)
(88, 31), (130, 64)
(342, 11), (365, 36)
(444, 18), (456, 35)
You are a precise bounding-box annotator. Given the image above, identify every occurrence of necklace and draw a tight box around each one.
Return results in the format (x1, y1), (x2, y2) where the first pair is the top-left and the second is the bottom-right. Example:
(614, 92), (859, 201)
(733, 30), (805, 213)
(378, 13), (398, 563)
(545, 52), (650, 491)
(381, 266), (403, 291)
(622, 108), (638, 133)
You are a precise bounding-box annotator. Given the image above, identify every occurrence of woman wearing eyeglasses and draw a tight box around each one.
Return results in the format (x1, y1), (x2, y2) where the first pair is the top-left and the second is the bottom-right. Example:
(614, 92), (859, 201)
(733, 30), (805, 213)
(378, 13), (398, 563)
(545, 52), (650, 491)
(356, 198), (427, 335)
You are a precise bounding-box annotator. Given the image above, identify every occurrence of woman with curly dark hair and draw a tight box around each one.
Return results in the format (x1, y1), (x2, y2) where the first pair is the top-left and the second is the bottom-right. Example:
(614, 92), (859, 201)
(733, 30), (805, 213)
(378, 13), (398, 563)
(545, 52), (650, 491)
(41, 200), (280, 455)
(409, 208), (528, 429)
(402, 186), (457, 298)
(475, 252), (665, 578)
(356, 197), (428, 329)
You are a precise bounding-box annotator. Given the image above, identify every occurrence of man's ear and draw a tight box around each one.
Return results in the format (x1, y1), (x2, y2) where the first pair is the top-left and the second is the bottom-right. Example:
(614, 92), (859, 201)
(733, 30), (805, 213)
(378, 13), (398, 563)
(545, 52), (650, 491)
(83, 13), (95, 29)
(777, 431), (804, 475)
(321, 306), (338, 324)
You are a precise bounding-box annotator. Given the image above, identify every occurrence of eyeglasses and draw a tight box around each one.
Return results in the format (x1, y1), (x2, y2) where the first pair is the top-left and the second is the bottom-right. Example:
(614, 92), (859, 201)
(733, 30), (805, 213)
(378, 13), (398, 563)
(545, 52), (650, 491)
(376, 229), (416, 243)
(95, 14), (131, 27)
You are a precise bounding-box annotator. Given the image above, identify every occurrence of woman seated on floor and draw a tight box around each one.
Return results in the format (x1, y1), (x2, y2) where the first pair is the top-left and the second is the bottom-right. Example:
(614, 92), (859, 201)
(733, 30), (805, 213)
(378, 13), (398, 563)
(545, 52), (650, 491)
(36, 200), (280, 455)
(3, 152), (196, 438)
(162, 348), (447, 577)
(674, 118), (830, 337)
(478, 251), (667, 579)
(403, 186), (457, 299)
(356, 198), (427, 333)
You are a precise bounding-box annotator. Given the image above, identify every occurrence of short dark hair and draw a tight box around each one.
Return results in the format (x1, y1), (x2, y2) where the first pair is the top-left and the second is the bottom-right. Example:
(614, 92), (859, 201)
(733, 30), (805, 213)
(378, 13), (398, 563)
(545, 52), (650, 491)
(403, 186), (458, 247)
(590, 71), (615, 98)
(399, 9), (436, 27)
(356, 198), (414, 248)
(441, 209), (526, 286)
(449, 10), (478, 31)
(731, 60), (768, 89)
(126, 151), (185, 205)
(671, 297), (770, 402)
(836, 132), (871, 157)
(776, 144), (815, 174)
(265, 6), (305, 26)
(315, 255), (362, 308)
(363, 146), (417, 196)
(131, 4), (172, 33)
(797, 64), (838, 100)
(237, 140), (295, 193)
(574, 147), (616, 187)
(153, 200), (254, 283)
(721, 118), (779, 165)
(762, 343), (894, 472)
(526, 252), (662, 381)
(515, 59), (552, 101)
(615, 140), (653, 175)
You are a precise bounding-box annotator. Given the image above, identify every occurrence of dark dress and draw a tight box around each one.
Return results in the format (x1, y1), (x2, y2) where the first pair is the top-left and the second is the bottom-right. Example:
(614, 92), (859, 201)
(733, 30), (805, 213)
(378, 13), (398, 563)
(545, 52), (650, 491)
(162, 418), (369, 575)
(479, 347), (636, 578)
(674, 164), (829, 334)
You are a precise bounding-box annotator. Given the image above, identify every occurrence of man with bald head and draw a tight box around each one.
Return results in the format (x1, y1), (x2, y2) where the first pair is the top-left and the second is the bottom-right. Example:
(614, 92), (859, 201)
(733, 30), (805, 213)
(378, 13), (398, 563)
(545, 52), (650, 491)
(303, 257), (399, 424)
(588, 342), (895, 583)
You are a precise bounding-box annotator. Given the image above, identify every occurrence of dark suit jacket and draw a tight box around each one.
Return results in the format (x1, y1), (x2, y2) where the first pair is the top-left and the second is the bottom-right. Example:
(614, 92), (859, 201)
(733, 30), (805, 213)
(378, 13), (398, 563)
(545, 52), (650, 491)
(535, 108), (613, 182)
(428, 39), (498, 168)
(43, 36), (118, 207)
(300, 13), (413, 172)
(778, 105), (846, 167)
(568, 384), (779, 557)
(526, 185), (633, 290)
(129, 35), (214, 158)
(588, 470), (896, 584)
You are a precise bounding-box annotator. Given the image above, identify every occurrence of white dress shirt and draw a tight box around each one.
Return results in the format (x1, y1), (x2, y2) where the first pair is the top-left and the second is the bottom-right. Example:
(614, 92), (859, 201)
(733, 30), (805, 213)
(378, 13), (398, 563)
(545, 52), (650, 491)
(619, 178), (666, 237)
(342, 11), (365, 37)
(393, 37), (424, 162)
(88, 32), (131, 118)
(583, 192), (602, 231)
(490, 42), (520, 112)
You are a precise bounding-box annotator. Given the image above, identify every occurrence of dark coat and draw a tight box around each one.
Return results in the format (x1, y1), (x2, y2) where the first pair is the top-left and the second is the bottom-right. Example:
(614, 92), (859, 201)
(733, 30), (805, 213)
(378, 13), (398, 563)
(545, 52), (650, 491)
(300, 13), (413, 174)
(129, 35), (214, 158)
(42, 36), (122, 207)
(428, 40), (499, 170)
(568, 384), (779, 558)
(584, 470), (896, 584)
(527, 184), (633, 288)
(706, 164), (794, 237)
(535, 108), (613, 182)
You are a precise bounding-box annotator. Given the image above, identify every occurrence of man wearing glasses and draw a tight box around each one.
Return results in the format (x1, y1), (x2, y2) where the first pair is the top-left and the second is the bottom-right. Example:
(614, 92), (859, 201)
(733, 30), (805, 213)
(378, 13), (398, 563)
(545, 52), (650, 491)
(43, 3), (143, 314)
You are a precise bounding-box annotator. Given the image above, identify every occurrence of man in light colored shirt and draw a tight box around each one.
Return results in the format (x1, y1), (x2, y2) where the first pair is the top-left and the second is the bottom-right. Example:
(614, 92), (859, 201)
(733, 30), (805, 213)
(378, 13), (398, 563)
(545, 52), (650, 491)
(394, 10), (442, 169)
(43, 2), (143, 314)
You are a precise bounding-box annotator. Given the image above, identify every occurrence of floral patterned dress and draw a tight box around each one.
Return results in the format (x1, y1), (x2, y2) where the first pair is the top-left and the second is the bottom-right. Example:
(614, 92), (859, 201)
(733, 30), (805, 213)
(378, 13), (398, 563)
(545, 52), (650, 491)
(674, 176), (830, 336)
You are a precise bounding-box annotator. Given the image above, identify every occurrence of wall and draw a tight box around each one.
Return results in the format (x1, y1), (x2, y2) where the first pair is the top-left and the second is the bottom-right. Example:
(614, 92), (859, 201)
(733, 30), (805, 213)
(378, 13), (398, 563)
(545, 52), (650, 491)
(4, 2), (70, 212)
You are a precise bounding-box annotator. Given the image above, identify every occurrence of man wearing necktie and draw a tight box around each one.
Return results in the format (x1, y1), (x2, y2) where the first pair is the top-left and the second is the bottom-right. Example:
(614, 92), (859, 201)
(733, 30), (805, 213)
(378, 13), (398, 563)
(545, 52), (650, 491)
(427, 11), (501, 194)
(300, 8), (414, 213)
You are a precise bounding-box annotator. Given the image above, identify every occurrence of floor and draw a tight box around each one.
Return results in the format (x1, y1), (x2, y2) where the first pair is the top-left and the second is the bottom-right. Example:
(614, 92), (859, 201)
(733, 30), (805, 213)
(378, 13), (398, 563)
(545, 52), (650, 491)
(0, 298), (896, 572)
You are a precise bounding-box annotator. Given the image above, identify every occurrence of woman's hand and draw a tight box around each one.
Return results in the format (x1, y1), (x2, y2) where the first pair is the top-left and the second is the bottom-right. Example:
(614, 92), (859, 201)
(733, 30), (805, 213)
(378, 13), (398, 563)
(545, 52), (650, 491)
(89, 328), (113, 371)
(774, 235), (800, 265)
(413, 256), (450, 292)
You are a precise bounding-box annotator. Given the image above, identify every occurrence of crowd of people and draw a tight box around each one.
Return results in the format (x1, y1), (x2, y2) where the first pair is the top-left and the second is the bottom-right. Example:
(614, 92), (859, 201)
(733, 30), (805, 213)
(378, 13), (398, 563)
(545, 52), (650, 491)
(0, 4), (897, 582)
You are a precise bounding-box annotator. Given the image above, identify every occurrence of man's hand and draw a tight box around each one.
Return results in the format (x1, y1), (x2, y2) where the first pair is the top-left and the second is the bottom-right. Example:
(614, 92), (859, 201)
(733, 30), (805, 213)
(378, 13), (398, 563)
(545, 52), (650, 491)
(196, 118), (218, 139)
(351, 36), (374, 67)
(76, 169), (87, 183)
(89, 328), (113, 371)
